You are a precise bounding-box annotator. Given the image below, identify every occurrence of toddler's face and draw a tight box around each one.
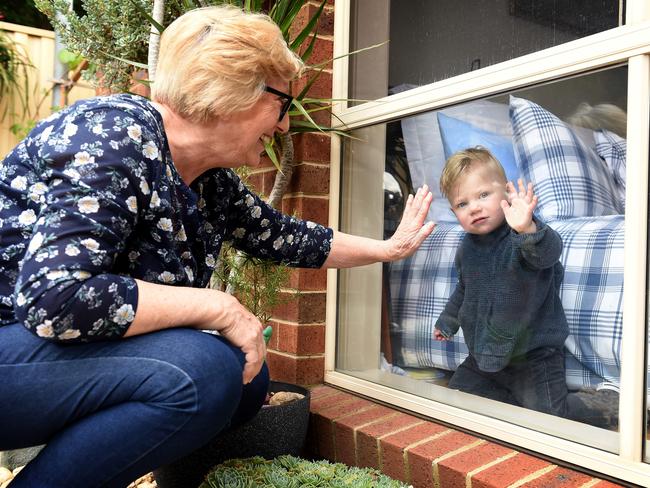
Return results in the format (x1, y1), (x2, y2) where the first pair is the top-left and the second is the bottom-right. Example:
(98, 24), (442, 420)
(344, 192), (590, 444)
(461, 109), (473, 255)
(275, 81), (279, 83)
(449, 165), (507, 235)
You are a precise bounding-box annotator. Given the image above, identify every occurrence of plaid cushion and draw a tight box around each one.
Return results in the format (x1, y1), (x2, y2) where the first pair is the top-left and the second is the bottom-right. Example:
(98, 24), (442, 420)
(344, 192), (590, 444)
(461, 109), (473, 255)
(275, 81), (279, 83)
(389, 222), (467, 370)
(510, 96), (623, 220)
(389, 215), (626, 391)
(595, 129), (626, 211)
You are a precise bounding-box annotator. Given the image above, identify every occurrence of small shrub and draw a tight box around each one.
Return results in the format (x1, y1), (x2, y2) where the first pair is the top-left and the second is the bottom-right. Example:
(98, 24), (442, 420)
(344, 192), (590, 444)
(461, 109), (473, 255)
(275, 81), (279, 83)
(200, 455), (412, 488)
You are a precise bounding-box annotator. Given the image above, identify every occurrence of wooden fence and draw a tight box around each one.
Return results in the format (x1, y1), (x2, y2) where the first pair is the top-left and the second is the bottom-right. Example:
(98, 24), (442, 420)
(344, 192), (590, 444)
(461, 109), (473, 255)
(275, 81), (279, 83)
(0, 21), (96, 158)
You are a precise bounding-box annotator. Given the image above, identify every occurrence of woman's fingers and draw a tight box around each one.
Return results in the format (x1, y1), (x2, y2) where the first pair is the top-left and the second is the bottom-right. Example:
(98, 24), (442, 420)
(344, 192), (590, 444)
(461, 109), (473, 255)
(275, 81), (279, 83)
(211, 292), (266, 383)
(242, 335), (266, 384)
(388, 185), (436, 260)
(403, 185), (430, 222)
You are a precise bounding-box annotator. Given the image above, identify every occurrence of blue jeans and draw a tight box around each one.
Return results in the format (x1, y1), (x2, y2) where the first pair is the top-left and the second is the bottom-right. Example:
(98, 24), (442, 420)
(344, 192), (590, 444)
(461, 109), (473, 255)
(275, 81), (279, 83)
(448, 346), (608, 426)
(449, 346), (570, 415)
(0, 323), (269, 488)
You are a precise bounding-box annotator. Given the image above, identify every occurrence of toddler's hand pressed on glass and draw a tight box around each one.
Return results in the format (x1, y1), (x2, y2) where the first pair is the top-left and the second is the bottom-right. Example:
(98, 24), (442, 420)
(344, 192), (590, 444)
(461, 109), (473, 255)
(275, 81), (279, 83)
(386, 185), (436, 260)
(434, 328), (452, 341)
(501, 179), (538, 234)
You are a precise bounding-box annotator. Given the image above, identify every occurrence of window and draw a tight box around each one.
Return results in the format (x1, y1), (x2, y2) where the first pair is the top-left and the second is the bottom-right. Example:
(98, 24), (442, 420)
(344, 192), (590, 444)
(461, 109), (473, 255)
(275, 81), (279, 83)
(348, 0), (624, 105)
(328, 0), (650, 484)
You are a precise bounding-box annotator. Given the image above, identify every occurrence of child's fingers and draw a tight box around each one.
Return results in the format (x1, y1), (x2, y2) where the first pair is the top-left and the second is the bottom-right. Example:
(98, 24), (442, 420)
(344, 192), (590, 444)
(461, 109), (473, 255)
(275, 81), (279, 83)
(526, 182), (534, 201)
(517, 178), (526, 196)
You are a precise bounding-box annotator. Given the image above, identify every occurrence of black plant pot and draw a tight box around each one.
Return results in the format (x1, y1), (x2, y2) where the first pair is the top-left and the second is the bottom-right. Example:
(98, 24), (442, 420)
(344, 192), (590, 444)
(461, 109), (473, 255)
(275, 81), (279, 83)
(154, 381), (310, 488)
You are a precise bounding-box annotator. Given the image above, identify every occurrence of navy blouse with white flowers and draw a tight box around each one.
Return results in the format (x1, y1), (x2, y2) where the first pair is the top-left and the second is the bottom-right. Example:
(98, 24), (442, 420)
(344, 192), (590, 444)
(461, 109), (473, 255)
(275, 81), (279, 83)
(0, 94), (333, 342)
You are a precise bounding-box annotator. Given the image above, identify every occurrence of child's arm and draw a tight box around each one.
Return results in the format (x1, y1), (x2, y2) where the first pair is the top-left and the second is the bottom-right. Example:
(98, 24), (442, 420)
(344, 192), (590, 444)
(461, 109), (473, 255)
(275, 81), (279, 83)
(502, 180), (563, 269)
(434, 265), (465, 340)
(500, 179), (538, 234)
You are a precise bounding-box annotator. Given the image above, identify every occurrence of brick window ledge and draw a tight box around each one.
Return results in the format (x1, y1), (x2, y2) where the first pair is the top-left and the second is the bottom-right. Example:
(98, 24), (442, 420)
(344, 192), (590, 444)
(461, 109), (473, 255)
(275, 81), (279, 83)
(305, 385), (626, 488)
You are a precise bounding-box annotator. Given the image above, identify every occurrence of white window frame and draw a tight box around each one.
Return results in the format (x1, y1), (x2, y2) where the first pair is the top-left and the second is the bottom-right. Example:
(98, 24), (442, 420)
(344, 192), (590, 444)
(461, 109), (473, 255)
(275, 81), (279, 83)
(325, 0), (650, 484)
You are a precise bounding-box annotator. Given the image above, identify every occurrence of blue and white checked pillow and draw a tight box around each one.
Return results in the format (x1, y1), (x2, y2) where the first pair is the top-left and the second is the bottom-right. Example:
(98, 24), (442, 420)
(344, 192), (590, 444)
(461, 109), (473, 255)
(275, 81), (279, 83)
(389, 222), (467, 371)
(551, 216), (624, 391)
(388, 215), (626, 391)
(510, 96), (623, 220)
(595, 129), (626, 211)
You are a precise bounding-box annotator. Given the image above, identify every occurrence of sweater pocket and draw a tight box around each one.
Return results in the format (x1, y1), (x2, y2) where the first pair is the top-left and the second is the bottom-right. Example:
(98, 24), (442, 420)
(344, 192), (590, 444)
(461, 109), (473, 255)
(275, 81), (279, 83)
(474, 321), (516, 372)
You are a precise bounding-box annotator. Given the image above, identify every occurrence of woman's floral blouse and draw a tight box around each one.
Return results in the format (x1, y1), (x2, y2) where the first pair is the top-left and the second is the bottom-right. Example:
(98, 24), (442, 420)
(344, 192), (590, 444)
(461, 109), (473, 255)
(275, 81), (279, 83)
(0, 94), (333, 342)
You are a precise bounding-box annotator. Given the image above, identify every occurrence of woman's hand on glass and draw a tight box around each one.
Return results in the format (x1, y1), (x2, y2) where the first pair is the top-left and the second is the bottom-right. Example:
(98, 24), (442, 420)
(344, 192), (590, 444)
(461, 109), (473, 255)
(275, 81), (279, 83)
(385, 185), (436, 260)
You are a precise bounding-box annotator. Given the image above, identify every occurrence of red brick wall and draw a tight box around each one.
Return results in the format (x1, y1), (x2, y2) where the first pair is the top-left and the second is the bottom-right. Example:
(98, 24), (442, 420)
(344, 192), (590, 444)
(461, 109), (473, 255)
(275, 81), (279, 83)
(248, 0), (335, 385)
(308, 386), (626, 488)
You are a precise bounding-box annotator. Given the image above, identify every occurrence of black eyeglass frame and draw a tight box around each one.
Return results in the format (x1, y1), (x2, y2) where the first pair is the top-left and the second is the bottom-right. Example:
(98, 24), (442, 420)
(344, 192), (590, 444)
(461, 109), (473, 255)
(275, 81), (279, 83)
(264, 85), (294, 122)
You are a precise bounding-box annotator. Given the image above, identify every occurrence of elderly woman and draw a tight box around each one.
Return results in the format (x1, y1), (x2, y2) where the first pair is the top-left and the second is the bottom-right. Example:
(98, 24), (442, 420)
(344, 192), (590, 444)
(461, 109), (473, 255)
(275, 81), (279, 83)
(0, 5), (434, 488)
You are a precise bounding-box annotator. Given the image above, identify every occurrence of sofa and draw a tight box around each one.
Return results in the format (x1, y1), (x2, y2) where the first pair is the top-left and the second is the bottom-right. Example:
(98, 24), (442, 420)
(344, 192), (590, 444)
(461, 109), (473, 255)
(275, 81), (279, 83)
(387, 95), (629, 394)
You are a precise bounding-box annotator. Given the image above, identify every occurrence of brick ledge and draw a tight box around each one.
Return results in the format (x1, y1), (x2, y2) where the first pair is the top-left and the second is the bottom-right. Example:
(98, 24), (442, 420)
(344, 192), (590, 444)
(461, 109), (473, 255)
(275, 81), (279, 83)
(305, 385), (628, 488)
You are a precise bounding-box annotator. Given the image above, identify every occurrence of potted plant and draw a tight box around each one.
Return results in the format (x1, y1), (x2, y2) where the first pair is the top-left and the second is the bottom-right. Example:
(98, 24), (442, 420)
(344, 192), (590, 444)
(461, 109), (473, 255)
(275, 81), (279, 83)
(153, 380), (312, 488)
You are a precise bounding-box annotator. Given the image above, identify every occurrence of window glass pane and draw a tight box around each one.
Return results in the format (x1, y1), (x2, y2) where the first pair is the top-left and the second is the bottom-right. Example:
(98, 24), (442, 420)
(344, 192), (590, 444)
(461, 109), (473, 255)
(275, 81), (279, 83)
(337, 66), (627, 450)
(348, 0), (625, 104)
(645, 110), (650, 463)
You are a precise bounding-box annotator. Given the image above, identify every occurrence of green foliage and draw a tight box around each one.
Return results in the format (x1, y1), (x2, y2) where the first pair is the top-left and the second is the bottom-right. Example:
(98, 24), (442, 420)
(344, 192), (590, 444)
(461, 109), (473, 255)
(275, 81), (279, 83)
(213, 242), (291, 324)
(201, 456), (411, 488)
(34, 0), (226, 92)
(57, 48), (83, 71)
(35, 0), (337, 131)
(0, 29), (32, 122)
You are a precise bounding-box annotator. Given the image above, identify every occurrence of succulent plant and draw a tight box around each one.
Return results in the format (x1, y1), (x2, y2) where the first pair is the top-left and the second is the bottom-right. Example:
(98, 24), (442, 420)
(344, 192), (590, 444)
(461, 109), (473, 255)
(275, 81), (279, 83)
(201, 455), (412, 488)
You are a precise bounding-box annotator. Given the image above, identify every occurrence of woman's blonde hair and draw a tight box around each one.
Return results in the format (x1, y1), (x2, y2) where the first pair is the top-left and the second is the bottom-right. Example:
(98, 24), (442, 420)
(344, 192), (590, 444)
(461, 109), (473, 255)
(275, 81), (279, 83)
(440, 147), (506, 199)
(151, 5), (304, 123)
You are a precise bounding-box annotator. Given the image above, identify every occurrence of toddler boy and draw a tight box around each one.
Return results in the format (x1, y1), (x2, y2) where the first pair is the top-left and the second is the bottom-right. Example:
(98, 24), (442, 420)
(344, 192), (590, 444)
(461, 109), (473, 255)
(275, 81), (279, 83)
(436, 147), (575, 417)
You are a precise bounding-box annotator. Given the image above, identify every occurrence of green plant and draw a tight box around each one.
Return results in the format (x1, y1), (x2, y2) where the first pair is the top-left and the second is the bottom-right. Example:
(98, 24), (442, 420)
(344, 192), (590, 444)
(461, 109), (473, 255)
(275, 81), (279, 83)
(58, 48), (84, 71)
(0, 29), (32, 122)
(200, 455), (412, 488)
(212, 242), (292, 325)
(34, 0), (200, 92)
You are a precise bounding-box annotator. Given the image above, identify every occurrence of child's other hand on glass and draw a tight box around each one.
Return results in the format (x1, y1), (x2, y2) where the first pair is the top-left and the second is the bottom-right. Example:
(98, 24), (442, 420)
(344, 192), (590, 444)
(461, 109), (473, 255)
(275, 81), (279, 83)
(434, 328), (452, 341)
(501, 179), (538, 234)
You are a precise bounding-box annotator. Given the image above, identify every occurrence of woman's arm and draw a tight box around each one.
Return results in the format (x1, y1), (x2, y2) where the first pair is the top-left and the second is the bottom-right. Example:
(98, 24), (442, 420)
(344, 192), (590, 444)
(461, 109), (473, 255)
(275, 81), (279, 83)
(322, 186), (435, 269)
(127, 279), (265, 384)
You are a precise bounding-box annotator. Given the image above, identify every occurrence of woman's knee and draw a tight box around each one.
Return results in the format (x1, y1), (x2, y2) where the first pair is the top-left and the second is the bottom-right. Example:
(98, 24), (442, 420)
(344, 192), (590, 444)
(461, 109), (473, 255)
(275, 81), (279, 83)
(131, 330), (247, 434)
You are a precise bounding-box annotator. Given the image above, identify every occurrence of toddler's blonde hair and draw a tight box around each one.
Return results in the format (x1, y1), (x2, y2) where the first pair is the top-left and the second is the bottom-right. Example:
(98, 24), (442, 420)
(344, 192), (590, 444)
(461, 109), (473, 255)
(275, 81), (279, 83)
(440, 147), (506, 199)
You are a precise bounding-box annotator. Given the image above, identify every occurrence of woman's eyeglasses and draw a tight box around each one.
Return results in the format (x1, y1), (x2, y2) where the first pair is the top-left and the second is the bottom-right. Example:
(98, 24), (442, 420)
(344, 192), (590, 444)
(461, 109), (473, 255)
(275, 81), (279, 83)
(264, 86), (293, 122)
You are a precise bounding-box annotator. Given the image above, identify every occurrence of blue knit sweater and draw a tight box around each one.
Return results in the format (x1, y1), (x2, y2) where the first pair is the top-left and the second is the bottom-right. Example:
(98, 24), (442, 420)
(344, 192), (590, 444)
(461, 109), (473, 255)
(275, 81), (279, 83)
(435, 219), (569, 372)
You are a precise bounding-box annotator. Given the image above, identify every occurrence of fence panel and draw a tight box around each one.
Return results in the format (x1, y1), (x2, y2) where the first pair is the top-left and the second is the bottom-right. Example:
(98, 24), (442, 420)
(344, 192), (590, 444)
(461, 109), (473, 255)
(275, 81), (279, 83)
(0, 21), (96, 157)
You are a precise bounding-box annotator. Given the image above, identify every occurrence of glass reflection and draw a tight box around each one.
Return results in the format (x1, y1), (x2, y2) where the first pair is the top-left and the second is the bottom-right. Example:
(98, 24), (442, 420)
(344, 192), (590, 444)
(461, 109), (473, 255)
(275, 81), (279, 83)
(349, 0), (625, 104)
(337, 67), (627, 448)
